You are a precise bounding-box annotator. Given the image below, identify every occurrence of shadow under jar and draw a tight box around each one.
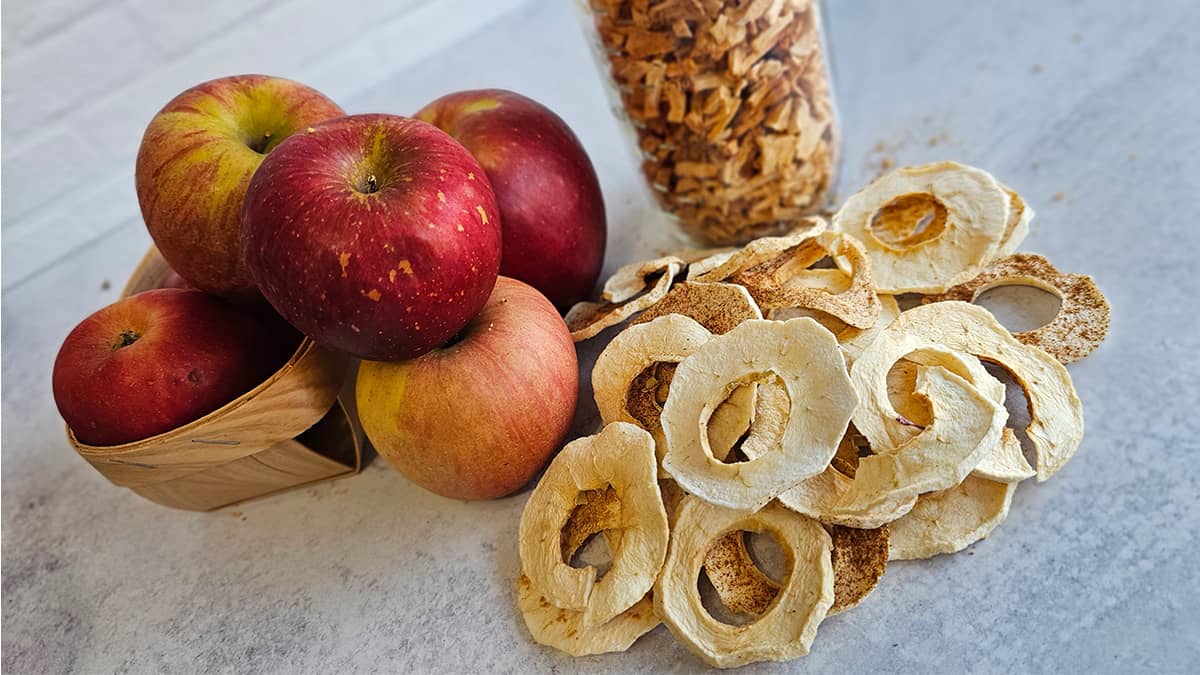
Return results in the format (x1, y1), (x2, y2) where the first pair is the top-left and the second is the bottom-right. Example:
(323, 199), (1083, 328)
(582, 0), (839, 245)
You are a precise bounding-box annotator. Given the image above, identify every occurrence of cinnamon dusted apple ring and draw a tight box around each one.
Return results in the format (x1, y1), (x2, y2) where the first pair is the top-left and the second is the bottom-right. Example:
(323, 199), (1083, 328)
(832, 161), (1010, 293)
(923, 253), (1110, 364)
(655, 497), (834, 669)
(730, 232), (882, 329)
(660, 318), (858, 511)
(566, 258), (682, 341)
(518, 422), (669, 628)
(687, 218), (827, 282)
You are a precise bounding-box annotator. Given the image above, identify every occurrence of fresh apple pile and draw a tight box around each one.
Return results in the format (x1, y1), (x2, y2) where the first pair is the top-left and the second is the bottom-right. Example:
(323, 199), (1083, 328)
(54, 75), (601, 500)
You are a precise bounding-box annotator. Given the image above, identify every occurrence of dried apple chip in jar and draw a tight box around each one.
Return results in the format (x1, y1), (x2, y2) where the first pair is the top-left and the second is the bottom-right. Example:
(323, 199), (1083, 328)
(566, 258), (682, 341)
(832, 161), (1010, 293)
(923, 253), (1110, 364)
(655, 497), (834, 669)
(887, 474), (1017, 560)
(518, 422), (669, 628)
(890, 302), (1084, 480)
(660, 318), (857, 511)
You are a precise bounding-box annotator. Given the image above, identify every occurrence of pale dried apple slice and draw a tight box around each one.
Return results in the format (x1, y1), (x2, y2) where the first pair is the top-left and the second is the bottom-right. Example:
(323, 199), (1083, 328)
(566, 258), (682, 341)
(655, 497), (834, 669)
(660, 318), (858, 511)
(602, 255), (686, 304)
(516, 575), (658, 657)
(923, 253), (1110, 364)
(518, 422), (669, 627)
(832, 161), (1009, 293)
(891, 302), (1083, 480)
(731, 232), (881, 329)
(688, 218), (827, 282)
(887, 475), (1017, 560)
(780, 365), (1005, 529)
(838, 294), (900, 363)
(992, 185), (1034, 259)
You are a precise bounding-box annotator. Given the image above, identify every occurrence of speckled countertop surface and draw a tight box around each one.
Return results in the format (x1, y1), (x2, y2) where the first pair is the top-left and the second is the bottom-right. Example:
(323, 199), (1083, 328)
(3, 1), (1199, 672)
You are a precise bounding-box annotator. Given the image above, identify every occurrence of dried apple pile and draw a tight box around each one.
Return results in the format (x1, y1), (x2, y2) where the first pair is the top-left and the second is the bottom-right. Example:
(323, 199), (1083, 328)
(518, 161), (1110, 667)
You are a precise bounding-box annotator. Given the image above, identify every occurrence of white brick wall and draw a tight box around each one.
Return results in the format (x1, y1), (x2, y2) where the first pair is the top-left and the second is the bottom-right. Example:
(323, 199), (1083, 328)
(0, 0), (534, 294)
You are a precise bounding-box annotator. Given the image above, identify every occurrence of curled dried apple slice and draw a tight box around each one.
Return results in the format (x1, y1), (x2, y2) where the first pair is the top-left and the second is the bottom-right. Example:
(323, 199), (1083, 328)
(687, 218), (827, 282)
(890, 302), (1083, 480)
(832, 161), (1009, 293)
(887, 474), (1017, 560)
(655, 497), (834, 669)
(602, 255), (686, 304)
(731, 232), (881, 329)
(516, 575), (658, 657)
(566, 259), (682, 341)
(660, 318), (857, 511)
(992, 185), (1034, 259)
(780, 364), (1004, 529)
(923, 253), (1110, 364)
(518, 422), (669, 628)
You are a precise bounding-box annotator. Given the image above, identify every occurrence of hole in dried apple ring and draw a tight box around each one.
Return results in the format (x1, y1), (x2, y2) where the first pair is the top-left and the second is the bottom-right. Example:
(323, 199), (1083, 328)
(625, 362), (677, 430)
(972, 283), (1063, 333)
(699, 530), (789, 626)
(869, 193), (948, 249)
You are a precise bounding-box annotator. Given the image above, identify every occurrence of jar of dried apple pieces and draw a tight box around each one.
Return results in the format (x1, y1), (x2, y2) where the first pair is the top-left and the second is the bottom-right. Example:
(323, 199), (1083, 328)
(581, 0), (839, 245)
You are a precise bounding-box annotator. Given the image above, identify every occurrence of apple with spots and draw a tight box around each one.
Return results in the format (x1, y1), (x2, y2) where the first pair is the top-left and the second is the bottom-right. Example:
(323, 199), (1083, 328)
(241, 113), (502, 361)
(136, 74), (344, 298)
(417, 89), (606, 311)
(52, 289), (297, 446)
(356, 276), (578, 500)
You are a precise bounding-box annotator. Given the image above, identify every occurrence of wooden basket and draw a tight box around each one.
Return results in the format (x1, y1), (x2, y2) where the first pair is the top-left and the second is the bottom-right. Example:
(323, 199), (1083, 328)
(66, 246), (362, 511)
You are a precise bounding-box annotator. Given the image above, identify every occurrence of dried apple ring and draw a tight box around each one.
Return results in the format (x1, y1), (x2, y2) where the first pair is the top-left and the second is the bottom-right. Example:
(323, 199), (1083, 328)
(688, 218), (827, 282)
(832, 161), (1010, 293)
(923, 253), (1110, 364)
(655, 497), (834, 669)
(630, 281), (762, 334)
(731, 232), (881, 329)
(887, 474), (1017, 560)
(516, 575), (658, 657)
(518, 422), (669, 628)
(891, 302), (1083, 480)
(704, 522), (888, 618)
(566, 258), (682, 341)
(592, 315), (754, 468)
(660, 318), (858, 511)
(992, 185), (1034, 259)
(780, 365), (1005, 529)
(602, 255), (686, 304)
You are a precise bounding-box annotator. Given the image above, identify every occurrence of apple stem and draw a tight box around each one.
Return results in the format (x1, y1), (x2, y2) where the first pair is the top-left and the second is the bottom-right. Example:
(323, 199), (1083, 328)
(366, 174), (379, 194)
(113, 330), (141, 350)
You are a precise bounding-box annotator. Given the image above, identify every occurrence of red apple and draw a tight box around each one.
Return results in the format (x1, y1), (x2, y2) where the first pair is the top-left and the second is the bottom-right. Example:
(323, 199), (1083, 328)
(356, 276), (578, 500)
(53, 289), (297, 446)
(242, 113), (502, 361)
(416, 89), (606, 311)
(136, 75), (344, 298)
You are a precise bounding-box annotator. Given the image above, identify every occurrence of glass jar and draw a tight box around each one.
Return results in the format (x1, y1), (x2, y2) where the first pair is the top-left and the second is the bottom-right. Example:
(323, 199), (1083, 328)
(581, 0), (838, 246)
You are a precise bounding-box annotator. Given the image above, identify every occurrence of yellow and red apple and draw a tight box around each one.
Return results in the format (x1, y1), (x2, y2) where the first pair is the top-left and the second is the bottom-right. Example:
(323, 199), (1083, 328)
(417, 90), (606, 311)
(356, 277), (578, 500)
(52, 289), (298, 446)
(135, 75), (344, 298)
(241, 113), (502, 361)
